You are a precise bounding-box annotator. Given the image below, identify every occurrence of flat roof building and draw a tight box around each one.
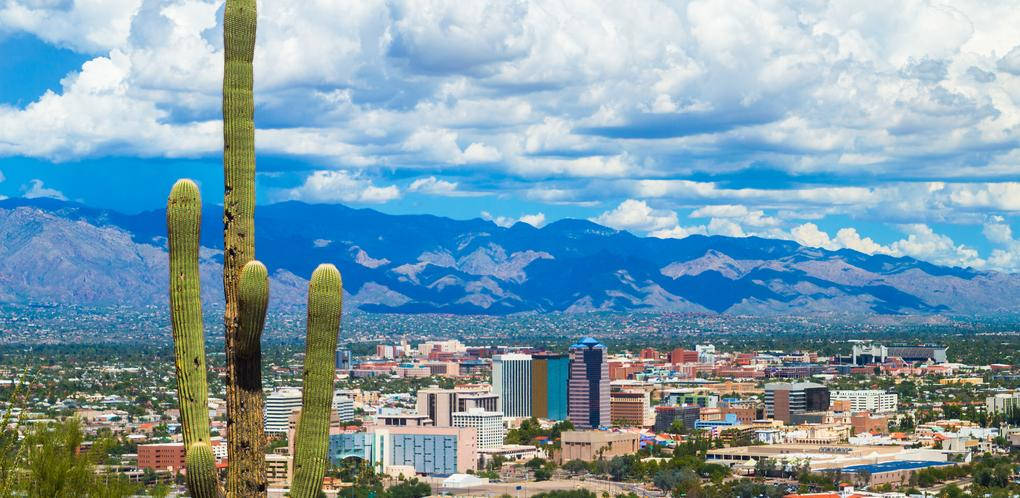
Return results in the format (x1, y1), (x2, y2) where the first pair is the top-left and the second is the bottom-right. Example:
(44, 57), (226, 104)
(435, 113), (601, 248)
(765, 382), (829, 424)
(558, 430), (639, 463)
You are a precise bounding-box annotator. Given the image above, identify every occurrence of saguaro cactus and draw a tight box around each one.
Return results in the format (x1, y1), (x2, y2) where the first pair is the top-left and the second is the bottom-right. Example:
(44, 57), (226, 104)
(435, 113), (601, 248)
(291, 265), (344, 498)
(221, 0), (264, 494)
(167, 179), (219, 498)
(168, 0), (345, 494)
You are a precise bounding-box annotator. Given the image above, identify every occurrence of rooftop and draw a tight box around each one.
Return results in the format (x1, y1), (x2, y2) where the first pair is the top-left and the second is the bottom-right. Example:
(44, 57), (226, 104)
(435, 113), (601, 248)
(838, 460), (953, 474)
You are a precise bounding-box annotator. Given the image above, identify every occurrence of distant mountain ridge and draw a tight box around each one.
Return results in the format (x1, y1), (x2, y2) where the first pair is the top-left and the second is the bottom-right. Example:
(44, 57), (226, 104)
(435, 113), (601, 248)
(0, 197), (1017, 315)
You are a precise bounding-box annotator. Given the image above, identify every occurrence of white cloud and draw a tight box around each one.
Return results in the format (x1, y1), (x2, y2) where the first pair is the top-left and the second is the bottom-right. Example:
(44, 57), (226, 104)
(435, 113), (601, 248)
(887, 224), (985, 269)
(0, 0), (142, 53)
(982, 219), (1020, 272)
(791, 223), (833, 249)
(791, 221), (988, 269)
(650, 224), (707, 239)
(2, 0), (1020, 259)
(590, 199), (678, 232)
(690, 204), (780, 227)
(278, 170), (400, 204)
(481, 211), (546, 228)
(22, 179), (67, 200)
(518, 212), (546, 228)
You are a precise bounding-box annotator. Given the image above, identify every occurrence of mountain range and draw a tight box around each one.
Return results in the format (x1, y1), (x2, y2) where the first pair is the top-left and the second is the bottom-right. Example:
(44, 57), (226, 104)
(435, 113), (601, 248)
(0, 197), (1017, 315)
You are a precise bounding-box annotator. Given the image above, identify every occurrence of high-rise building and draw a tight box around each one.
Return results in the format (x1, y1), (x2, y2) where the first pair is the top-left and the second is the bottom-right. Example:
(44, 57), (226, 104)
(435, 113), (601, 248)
(764, 382), (830, 423)
(609, 390), (651, 427)
(669, 348), (699, 364)
(452, 407), (505, 449)
(492, 354), (533, 417)
(829, 390), (898, 413)
(416, 386), (495, 426)
(531, 353), (569, 421)
(335, 348), (352, 370)
(333, 392), (355, 422)
(265, 388), (303, 434)
(568, 338), (609, 429)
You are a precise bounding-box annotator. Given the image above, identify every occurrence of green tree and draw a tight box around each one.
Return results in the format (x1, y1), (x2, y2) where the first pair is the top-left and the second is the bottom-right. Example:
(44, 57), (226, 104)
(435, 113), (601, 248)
(20, 418), (138, 497)
(383, 478), (431, 498)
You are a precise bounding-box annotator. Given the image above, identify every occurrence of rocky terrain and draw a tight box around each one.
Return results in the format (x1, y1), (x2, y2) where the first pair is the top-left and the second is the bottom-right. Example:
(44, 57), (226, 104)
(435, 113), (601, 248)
(1, 197), (1017, 315)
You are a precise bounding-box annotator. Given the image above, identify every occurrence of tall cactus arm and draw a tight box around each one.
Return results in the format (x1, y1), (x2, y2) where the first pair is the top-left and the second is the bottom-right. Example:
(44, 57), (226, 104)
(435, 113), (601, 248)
(187, 442), (224, 498)
(231, 260), (269, 496)
(237, 260), (268, 359)
(222, 0), (263, 494)
(167, 179), (215, 497)
(291, 264), (343, 498)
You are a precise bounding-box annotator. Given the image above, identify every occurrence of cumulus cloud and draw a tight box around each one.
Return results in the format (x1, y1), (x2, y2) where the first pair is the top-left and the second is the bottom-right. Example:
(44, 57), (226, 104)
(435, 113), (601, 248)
(791, 223), (886, 255)
(690, 204), (780, 227)
(481, 211), (546, 228)
(982, 218), (1020, 271)
(791, 222), (990, 270)
(6, 0), (1016, 185)
(590, 199), (678, 232)
(22, 179), (67, 200)
(278, 170), (400, 204)
(3, 0), (1020, 269)
(407, 176), (485, 197)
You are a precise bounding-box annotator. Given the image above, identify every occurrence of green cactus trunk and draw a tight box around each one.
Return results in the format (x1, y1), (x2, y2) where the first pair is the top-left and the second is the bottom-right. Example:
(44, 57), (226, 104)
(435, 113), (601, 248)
(186, 442), (221, 498)
(291, 264), (343, 497)
(167, 180), (219, 498)
(222, 0), (264, 495)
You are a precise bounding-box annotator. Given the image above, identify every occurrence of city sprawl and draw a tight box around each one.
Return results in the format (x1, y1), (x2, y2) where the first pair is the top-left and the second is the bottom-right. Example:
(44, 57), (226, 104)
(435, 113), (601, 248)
(2, 310), (1020, 497)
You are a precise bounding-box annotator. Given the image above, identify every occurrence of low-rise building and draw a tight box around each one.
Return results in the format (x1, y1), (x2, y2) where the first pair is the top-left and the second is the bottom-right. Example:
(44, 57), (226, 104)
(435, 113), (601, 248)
(558, 430), (640, 463)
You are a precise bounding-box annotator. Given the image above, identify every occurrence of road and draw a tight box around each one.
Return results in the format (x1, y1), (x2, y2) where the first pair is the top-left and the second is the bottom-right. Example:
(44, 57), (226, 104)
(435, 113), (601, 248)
(434, 478), (664, 497)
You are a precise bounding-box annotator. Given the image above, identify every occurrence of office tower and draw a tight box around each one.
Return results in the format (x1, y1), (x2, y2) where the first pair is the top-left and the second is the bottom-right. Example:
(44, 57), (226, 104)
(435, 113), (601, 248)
(568, 337), (609, 429)
(764, 382), (830, 423)
(335, 348), (352, 370)
(452, 407), (505, 449)
(264, 388), (303, 434)
(416, 386), (495, 427)
(333, 392), (355, 422)
(531, 353), (569, 420)
(669, 348), (699, 364)
(609, 390), (651, 427)
(492, 354), (533, 417)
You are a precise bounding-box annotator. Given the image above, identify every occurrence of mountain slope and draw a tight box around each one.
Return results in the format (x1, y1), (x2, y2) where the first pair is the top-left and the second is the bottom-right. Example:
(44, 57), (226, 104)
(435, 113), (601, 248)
(0, 198), (1016, 315)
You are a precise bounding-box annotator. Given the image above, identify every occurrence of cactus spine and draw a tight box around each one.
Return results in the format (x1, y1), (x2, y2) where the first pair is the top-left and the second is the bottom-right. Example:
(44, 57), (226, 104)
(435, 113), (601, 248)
(290, 264), (343, 498)
(222, 0), (265, 494)
(167, 179), (219, 498)
(186, 442), (220, 498)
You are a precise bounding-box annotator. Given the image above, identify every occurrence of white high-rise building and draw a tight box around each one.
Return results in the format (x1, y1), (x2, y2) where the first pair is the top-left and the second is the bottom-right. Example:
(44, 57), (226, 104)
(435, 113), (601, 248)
(265, 388), (303, 434)
(492, 354), (532, 417)
(830, 390), (898, 413)
(333, 392), (355, 423)
(452, 407), (505, 449)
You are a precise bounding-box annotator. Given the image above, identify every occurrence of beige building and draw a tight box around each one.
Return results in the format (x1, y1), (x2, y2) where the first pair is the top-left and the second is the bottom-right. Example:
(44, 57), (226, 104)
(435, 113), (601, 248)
(416, 386), (497, 427)
(558, 431), (640, 463)
(265, 453), (289, 484)
(609, 391), (651, 427)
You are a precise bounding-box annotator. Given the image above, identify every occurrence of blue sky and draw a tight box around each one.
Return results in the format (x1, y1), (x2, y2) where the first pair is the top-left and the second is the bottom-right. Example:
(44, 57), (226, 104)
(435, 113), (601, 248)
(2, 1), (1020, 271)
